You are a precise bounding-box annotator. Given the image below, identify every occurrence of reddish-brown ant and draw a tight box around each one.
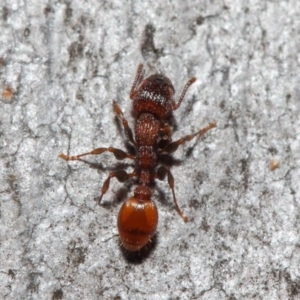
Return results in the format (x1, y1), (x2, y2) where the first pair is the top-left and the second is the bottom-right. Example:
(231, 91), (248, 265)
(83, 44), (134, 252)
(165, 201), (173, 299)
(59, 64), (216, 251)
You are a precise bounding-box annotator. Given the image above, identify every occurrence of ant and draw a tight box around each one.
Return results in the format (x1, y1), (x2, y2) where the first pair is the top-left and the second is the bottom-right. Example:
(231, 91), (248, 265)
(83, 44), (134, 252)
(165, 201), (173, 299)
(59, 64), (216, 251)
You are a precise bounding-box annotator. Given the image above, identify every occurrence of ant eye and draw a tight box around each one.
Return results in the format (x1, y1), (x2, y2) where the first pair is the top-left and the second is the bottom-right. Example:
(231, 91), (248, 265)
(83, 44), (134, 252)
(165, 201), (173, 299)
(59, 64), (216, 252)
(155, 76), (164, 83)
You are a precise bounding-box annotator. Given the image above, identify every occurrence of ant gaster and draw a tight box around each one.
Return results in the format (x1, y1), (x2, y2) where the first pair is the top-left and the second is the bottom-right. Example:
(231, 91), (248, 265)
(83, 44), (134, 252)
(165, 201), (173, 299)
(59, 64), (216, 251)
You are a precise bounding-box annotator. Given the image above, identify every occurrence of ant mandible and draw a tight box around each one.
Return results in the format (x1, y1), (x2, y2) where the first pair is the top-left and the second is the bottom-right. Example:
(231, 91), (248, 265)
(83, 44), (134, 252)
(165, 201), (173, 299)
(59, 64), (216, 251)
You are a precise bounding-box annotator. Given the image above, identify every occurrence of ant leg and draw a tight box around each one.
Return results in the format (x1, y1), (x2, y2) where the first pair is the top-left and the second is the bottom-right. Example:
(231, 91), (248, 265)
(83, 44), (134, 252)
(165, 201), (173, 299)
(160, 123), (173, 142)
(113, 101), (136, 145)
(171, 77), (197, 110)
(130, 64), (144, 99)
(158, 123), (173, 149)
(160, 121), (216, 154)
(59, 147), (134, 161)
(156, 166), (188, 222)
(99, 170), (136, 204)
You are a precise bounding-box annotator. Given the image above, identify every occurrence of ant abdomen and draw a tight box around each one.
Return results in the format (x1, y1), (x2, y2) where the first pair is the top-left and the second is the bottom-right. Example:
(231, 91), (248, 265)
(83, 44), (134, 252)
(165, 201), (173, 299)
(117, 198), (158, 251)
(118, 186), (158, 251)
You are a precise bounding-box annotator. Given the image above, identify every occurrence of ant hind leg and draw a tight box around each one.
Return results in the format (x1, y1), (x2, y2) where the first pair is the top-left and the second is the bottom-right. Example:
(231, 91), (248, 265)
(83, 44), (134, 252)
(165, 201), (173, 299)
(156, 166), (188, 222)
(99, 170), (136, 204)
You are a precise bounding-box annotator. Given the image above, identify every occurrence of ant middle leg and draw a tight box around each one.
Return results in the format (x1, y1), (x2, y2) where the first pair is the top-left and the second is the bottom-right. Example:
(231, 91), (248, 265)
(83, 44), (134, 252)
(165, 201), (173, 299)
(99, 170), (136, 204)
(156, 166), (188, 222)
(59, 147), (134, 161)
(160, 121), (216, 154)
(113, 101), (136, 145)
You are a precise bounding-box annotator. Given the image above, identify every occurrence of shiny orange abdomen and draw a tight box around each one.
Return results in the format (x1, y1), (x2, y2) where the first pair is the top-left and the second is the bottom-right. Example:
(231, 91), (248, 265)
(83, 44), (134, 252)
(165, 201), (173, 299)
(117, 197), (158, 251)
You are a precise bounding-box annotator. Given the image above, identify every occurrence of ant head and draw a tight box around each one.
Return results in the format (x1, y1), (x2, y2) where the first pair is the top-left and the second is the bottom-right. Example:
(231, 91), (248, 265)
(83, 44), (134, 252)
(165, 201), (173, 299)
(133, 74), (175, 119)
(117, 186), (158, 251)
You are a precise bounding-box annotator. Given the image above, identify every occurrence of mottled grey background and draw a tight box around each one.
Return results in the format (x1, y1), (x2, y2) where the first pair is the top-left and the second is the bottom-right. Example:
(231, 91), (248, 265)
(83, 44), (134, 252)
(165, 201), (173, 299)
(1, 1), (300, 299)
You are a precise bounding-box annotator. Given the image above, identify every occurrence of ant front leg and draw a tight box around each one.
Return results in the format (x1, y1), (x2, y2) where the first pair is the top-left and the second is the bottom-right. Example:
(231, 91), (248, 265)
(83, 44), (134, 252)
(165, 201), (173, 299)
(160, 122), (216, 154)
(113, 101), (136, 146)
(99, 170), (136, 204)
(160, 123), (173, 142)
(59, 147), (134, 161)
(156, 166), (188, 222)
